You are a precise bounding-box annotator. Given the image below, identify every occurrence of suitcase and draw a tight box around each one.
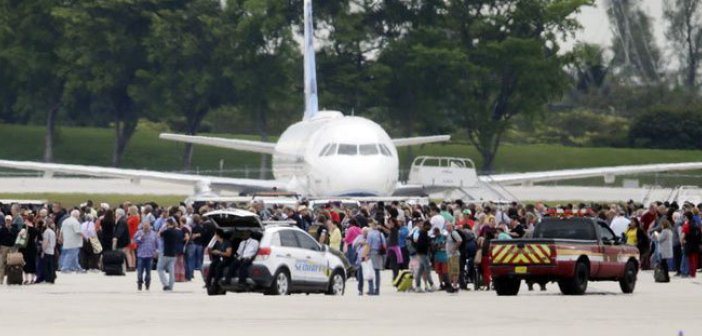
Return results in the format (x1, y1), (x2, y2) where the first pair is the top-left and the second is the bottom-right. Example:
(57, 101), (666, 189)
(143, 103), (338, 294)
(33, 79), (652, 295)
(6, 265), (23, 285)
(102, 250), (125, 276)
(393, 269), (413, 292)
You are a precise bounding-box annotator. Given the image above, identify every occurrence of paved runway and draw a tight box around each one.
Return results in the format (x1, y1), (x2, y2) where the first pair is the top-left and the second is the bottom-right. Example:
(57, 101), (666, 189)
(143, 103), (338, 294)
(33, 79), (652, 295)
(1, 270), (699, 335)
(0, 177), (689, 203)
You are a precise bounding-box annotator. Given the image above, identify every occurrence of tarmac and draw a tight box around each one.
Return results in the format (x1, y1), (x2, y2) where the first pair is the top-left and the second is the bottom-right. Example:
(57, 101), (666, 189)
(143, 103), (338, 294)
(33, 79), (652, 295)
(0, 269), (699, 336)
(0, 177), (690, 203)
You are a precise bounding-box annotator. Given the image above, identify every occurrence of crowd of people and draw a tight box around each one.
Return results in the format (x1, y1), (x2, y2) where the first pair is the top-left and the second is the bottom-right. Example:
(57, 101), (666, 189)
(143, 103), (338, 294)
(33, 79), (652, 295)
(0, 198), (700, 294)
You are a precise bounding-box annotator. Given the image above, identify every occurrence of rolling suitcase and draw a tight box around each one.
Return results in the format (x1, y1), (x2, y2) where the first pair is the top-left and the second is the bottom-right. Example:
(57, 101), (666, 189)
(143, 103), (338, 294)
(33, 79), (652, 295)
(393, 269), (413, 292)
(102, 250), (125, 276)
(6, 265), (23, 285)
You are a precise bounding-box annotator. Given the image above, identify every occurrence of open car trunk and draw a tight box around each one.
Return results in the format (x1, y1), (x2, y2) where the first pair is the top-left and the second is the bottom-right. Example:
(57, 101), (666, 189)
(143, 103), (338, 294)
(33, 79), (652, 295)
(204, 209), (264, 232)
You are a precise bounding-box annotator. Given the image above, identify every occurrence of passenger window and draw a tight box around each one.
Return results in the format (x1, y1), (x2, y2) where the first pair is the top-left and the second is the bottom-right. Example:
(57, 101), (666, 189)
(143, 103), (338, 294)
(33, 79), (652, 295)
(359, 144), (379, 156)
(379, 144), (392, 156)
(598, 223), (616, 242)
(318, 144), (331, 157)
(323, 144), (337, 156)
(279, 230), (299, 248)
(293, 231), (320, 251)
(338, 144), (358, 156)
(269, 232), (282, 247)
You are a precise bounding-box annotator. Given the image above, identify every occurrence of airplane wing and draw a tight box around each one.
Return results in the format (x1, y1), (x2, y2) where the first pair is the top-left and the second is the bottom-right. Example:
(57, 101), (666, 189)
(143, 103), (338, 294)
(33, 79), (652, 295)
(392, 135), (451, 147)
(0, 160), (283, 193)
(482, 162), (702, 186)
(159, 133), (276, 154)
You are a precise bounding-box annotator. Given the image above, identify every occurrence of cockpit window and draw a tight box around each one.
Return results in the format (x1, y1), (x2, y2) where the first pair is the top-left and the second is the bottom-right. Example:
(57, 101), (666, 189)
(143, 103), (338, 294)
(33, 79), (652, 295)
(379, 144), (392, 156)
(318, 144), (331, 157)
(338, 144), (358, 156)
(323, 143), (337, 156)
(359, 144), (379, 156)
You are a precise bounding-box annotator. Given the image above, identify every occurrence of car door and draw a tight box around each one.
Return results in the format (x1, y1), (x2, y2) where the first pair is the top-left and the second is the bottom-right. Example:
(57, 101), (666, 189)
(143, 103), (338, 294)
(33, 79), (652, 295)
(292, 230), (329, 284)
(596, 223), (621, 278)
(274, 229), (306, 283)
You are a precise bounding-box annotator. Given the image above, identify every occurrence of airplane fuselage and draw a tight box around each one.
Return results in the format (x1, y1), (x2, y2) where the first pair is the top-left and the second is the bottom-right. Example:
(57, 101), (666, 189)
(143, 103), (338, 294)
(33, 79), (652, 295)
(272, 111), (399, 197)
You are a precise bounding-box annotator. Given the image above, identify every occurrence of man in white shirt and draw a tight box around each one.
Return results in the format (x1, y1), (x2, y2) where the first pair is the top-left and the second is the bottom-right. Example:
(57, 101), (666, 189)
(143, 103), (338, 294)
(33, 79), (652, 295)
(610, 211), (630, 238)
(429, 207), (445, 236)
(60, 210), (85, 273)
(226, 231), (260, 286)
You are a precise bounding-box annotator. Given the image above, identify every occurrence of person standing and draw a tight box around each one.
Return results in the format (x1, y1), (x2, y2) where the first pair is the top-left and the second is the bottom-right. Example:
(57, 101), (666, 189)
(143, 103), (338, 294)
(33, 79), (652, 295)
(352, 228), (371, 295)
(0, 215), (18, 285)
(99, 209), (116, 252)
(60, 210), (85, 273)
(113, 209), (131, 265)
(188, 214), (205, 276)
(19, 215), (39, 284)
(343, 219), (362, 266)
(413, 221), (435, 292)
(80, 214), (100, 271)
(653, 220), (674, 282)
(41, 221), (57, 284)
(445, 223), (463, 292)
(681, 212), (701, 278)
(175, 217), (189, 282)
(126, 206), (140, 271)
(366, 221), (386, 295)
(157, 218), (178, 291)
(134, 221), (158, 291)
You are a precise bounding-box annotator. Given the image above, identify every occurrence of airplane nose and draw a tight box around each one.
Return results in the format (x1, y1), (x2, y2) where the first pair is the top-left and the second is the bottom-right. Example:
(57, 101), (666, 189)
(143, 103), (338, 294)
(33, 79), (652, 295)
(315, 157), (396, 196)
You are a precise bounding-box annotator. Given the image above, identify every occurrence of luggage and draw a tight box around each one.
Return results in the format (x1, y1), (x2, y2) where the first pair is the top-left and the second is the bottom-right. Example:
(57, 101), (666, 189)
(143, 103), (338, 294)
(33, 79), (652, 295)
(6, 252), (25, 267)
(89, 237), (103, 254)
(393, 269), (414, 292)
(102, 250), (125, 276)
(6, 265), (23, 285)
(653, 264), (669, 283)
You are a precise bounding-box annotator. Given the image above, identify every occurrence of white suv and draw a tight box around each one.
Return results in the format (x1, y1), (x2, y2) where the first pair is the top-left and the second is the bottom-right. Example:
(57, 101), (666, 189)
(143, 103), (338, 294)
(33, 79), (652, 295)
(202, 209), (347, 296)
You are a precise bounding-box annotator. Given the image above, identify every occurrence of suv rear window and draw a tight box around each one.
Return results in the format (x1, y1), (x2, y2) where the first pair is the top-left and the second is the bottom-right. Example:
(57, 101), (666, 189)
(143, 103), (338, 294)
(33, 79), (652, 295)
(534, 219), (597, 241)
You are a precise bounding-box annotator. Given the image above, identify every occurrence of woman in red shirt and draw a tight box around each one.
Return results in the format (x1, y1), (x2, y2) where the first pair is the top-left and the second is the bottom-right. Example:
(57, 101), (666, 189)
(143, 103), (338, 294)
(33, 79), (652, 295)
(126, 205), (141, 271)
(681, 211), (701, 278)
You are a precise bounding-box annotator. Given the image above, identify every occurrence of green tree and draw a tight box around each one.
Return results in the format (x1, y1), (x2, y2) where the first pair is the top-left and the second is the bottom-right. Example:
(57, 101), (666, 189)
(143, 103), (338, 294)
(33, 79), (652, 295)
(218, 0), (298, 177)
(53, 0), (183, 166)
(136, 0), (232, 170)
(0, 0), (65, 162)
(664, 0), (702, 90)
(451, 0), (590, 172)
(608, 0), (662, 84)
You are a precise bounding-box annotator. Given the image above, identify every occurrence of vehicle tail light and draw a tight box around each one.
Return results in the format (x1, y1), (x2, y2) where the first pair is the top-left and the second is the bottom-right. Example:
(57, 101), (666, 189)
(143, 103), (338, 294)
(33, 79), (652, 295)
(255, 247), (272, 261)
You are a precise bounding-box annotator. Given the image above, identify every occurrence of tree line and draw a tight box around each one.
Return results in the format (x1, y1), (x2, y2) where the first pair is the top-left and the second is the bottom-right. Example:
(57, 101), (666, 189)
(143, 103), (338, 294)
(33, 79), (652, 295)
(1, 0), (701, 173)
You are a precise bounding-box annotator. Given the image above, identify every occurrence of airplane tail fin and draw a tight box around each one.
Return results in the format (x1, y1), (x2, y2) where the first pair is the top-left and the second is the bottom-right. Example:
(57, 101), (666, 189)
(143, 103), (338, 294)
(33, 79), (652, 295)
(303, 0), (319, 121)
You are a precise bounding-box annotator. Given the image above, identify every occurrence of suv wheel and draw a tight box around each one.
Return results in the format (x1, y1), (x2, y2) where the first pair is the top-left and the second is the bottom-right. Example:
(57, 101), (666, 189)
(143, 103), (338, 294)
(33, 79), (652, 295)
(326, 271), (345, 295)
(619, 261), (637, 294)
(493, 277), (520, 296)
(558, 261), (589, 295)
(269, 270), (290, 295)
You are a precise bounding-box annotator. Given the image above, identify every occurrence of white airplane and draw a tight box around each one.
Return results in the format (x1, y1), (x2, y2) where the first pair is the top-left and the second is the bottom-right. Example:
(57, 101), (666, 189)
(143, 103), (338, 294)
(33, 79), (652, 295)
(1, 0), (702, 198)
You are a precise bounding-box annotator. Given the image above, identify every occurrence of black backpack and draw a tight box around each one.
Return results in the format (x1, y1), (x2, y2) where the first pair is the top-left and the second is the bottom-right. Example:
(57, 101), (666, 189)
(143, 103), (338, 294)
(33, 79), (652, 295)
(685, 222), (701, 254)
(454, 229), (468, 253)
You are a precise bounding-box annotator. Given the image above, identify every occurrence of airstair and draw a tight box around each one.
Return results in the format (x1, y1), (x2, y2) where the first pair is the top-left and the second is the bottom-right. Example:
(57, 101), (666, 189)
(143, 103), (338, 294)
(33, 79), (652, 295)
(407, 156), (517, 202)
